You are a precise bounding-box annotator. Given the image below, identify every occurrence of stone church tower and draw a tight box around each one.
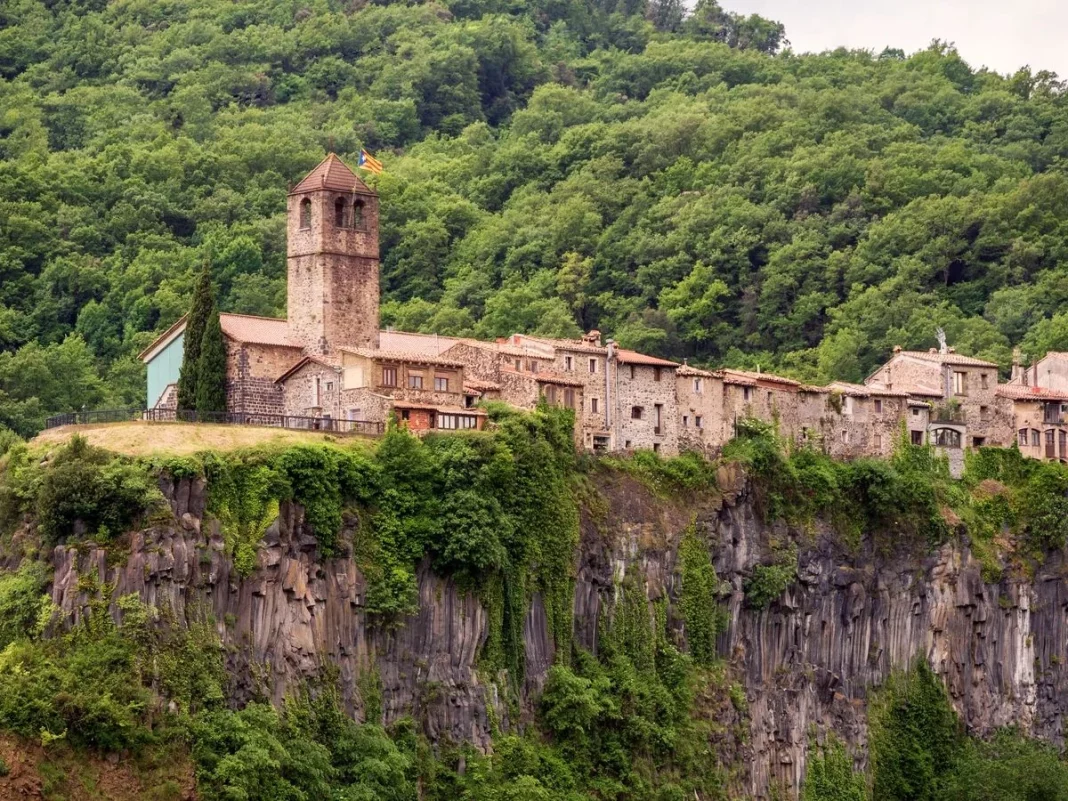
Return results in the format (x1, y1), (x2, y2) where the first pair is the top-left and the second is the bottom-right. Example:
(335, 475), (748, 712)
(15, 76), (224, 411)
(286, 153), (380, 354)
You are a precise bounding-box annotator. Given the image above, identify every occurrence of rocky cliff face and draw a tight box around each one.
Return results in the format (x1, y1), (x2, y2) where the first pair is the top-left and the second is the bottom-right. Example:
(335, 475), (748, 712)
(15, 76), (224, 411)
(46, 470), (1068, 799)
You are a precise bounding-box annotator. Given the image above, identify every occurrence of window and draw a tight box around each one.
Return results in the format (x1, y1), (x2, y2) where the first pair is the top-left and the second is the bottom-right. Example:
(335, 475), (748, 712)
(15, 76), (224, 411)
(565, 356), (573, 371)
(912, 407), (920, 416)
(353, 200), (364, 229)
(631, 406), (643, 420)
(409, 374), (424, 389)
(1032, 429), (1041, 447)
(654, 367), (662, 382)
(653, 443), (661, 454)
(911, 430), (924, 445)
(979, 373), (988, 389)
(314, 376), (321, 406)
(953, 371), (967, 396)
(654, 403), (662, 434)
(564, 388), (575, 408)
(589, 358), (597, 374)
(980, 405), (989, 422)
(1019, 428), (1028, 445)
(874, 433), (882, 450)
(743, 387), (752, 402)
(973, 437), (986, 448)
(625, 440), (632, 449)
(590, 397), (599, 414)
(629, 365), (636, 379)
(435, 377), (449, 392)
(934, 428), (962, 448)
(438, 414), (478, 430)
(514, 359), (521, 371)
(382, 366), (398, 387)
(348, 408), (362, 422)
(683, 415), (689, 427)
(334, 197), (347, 228)
(874, 399), (883, 414)
(544, 385), (557, 404)
(528, 360), (539, 373)
(841, 429), (849, 444)
(299, 198), (312, 229)
(695, 415), (703, 429)
(326, 381), (333, 392)
(694, 378), (703, 393)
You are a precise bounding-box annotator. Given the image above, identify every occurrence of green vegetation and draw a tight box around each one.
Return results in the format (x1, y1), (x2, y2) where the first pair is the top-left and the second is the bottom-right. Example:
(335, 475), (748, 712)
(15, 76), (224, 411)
(800, 736), (865, 801)
(193, 304), (227, 414)
(5, 0), (1068, 433)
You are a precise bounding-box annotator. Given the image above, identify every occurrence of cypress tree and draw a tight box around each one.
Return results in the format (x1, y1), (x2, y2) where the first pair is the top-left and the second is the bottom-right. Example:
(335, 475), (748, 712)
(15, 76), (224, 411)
(176, 265), (215, 411)
(194, 304), (228, 415)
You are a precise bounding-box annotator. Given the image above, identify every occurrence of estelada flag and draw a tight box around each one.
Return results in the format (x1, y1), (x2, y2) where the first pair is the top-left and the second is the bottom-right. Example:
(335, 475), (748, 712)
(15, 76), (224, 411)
(358, 149), (383, 174)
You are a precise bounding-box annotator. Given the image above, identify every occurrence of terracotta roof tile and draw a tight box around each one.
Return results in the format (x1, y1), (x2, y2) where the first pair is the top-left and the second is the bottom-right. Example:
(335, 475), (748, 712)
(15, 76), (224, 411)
(826, 381), (911, 398)
(996, 385), (1068, 401)
(379, 330), (461, 356)
(463, 378), (501, 392)
(393, 401), (486, 415)
(614, 349), (679, 368)
(677, 364), (716, 377)
(290, 153), (374, 195)
(219, 313), (302, 348)
(896, 350), (999, 368)
(275, 355), (341, 384)
(500, 368), (584, 388)
(339, 346), (465, 368)
(720, 368), (800, 387)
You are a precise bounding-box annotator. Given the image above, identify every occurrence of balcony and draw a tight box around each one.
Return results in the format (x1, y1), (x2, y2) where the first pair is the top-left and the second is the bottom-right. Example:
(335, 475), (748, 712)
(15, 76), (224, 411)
(930, 403), (965, 424)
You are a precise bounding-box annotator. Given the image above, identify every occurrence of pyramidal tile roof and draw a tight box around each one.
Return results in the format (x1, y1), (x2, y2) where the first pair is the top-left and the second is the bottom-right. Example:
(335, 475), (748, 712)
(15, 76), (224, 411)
(290, 153), (374, 195)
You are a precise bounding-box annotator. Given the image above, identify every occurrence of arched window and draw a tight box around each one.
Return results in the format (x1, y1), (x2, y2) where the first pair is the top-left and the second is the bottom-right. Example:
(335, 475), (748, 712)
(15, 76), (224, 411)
(334, 197), (347, 228)
(933, 428), (961, 448)
(353, 200), (365, 229)
(299, 198), (312, 229)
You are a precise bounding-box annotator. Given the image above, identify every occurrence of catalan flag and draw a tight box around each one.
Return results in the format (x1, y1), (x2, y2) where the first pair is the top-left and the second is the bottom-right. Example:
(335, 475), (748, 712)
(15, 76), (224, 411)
(358, 149), (383, 175)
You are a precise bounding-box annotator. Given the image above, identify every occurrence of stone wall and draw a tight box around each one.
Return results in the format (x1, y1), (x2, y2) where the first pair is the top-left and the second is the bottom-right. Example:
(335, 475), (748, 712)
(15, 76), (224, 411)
(280, 360), (343, 418)
(677, 369), (725, 453)
(612, 363), (679, 455)
(225, 341), (299, 417)
(286, 187), (380, 353)
(549, 345), (610, 447)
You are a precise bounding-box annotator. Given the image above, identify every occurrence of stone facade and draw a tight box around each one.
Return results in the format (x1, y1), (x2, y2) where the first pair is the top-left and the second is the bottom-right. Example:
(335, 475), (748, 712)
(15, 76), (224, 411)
(225, 340), (302, 418)
(286, 155), (380, 354)
(997, 385), (1068, 462)
(612, 354), (679, 454)
(676, 365), (724, 453)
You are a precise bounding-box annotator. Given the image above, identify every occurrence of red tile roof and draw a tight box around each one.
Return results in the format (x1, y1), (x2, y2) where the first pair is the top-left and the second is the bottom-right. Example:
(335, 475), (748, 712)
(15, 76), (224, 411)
(379, 330), (460, 356)
(275, 355), (341, 384)
(339, 346), (465, 368)
(996, 385), (1068, 402)
(677, 364), (716, 377)
(220, 313), (301, 348)
(290, 153), (374, 196)
(463, 378), (501, 392)
(826, 381), (911, 398)
(896, 350), (998, 368)
(393, 401), (486, 415)
(614, 349), (679, 368)
(719, 368), (800, 388)
(500, 368), (584, 388)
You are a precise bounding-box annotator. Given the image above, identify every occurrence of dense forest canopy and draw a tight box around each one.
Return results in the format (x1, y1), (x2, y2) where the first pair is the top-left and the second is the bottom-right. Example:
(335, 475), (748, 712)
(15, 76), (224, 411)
(3, 0), (1068, 434)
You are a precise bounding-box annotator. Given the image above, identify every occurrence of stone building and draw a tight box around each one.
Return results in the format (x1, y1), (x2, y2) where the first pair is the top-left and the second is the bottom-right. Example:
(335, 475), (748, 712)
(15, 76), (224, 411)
(996, 384), (1068, 462)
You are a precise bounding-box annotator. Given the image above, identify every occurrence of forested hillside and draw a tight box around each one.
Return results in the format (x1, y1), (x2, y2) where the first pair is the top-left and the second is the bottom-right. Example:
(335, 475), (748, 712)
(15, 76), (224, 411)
(4, 0), (1068, 434)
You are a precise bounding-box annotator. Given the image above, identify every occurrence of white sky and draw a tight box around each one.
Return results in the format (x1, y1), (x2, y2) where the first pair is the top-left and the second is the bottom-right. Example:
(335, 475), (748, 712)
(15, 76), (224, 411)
(734, 0), (1067, 77)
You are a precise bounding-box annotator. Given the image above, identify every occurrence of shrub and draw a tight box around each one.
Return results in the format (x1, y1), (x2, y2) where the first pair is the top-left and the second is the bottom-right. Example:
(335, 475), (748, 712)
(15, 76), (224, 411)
(801, 735), (865, 801)
(744, 555), (796, 609)
(0, 560), (49, 649)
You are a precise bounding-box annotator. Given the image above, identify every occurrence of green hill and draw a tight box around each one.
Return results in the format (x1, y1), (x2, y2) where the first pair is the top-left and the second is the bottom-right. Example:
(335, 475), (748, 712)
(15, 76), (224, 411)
(3, 0), (1068, 435)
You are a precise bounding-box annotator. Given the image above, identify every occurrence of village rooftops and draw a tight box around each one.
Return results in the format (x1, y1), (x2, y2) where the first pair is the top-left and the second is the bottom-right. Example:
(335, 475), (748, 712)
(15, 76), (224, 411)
(289, 153), (374, 196)
(337, 346), (466, 368)
(138, 312), (300, 361)
(825, 381), (911, 398)
(615, 349), (679, 368)
(996, 385), (1068, 402)
(677, 363), (716, 377)
(392, 401), (487, 415)
(881, 349), (999, 369)
(718, 368), (800, 388)
(274, 355), (342, 384)
(501, 368), (584, 388)
(379, 330), (461, 356)
(462, 377), (501, 392)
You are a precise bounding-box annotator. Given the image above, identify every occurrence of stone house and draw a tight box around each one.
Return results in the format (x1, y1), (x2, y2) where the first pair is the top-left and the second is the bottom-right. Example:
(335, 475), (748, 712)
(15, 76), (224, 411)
(612, 349), (679, 454)
(865, 347), (1012, 449)
(996, 385), (1068, 462)
(1007, 351), (1068, 392)
(676, 365), (724, 453)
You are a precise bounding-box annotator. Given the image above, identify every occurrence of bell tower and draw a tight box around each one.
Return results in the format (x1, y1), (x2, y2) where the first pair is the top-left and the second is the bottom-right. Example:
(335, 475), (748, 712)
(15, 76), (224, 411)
(286, 153), (380, 354)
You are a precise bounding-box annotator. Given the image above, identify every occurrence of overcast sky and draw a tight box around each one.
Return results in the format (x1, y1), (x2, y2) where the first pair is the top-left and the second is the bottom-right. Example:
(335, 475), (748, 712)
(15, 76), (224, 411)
(735, 0), (1066, 77)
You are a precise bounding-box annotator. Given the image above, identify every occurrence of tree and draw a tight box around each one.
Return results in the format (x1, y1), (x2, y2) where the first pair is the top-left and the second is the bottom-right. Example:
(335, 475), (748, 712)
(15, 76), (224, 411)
(194, 305), (228, 415)
(177, 266), (215, 412)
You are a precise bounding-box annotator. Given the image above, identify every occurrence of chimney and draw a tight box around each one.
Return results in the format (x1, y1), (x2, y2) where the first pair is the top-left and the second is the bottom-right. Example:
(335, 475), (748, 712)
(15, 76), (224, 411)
(893, 345), (902, 354)
(1011, 348), (1023, 383)
(947, 347), (956, 354)
(929, 348), (937, 354)
(582, 329), (602, 347)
